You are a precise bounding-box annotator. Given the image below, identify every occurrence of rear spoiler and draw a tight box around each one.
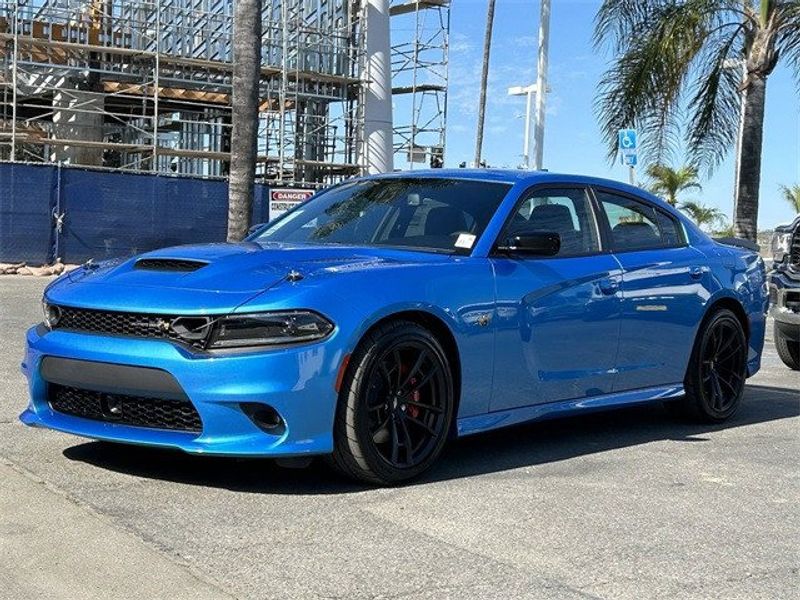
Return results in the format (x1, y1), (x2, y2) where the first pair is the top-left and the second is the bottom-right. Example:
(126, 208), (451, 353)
(713, 237), (760, 253)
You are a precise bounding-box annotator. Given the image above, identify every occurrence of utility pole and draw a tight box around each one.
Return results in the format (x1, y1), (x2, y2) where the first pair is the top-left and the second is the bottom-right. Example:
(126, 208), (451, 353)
(533, 0), (550, 170)
(474, 0), (496, 167)
(508, 85), (537, 168)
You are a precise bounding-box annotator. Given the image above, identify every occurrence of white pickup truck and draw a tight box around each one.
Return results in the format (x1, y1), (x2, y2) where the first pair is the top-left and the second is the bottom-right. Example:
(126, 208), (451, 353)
(768, 216), (800, 370)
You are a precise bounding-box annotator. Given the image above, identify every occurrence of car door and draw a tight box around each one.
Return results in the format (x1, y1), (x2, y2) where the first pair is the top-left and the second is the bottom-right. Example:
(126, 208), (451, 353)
(592, 188), (709, 391)
(489, 185), (623, 412)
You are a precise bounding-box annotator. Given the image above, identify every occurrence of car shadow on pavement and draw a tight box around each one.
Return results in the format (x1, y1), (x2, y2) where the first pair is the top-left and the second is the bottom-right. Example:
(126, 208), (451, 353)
(63, 384), (799, 494)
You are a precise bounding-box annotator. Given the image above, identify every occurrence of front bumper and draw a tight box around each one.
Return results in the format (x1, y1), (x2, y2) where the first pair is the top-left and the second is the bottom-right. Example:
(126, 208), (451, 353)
(768, 270), (800, 325)
(20, 325), (342, 457)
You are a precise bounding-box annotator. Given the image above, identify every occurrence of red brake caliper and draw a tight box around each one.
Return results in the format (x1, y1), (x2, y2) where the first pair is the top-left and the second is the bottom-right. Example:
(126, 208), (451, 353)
(407, 377), (420, 419)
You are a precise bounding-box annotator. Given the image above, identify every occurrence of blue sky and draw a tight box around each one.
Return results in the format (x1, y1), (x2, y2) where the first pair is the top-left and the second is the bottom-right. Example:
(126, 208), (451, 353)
(443, 0), (800, 229)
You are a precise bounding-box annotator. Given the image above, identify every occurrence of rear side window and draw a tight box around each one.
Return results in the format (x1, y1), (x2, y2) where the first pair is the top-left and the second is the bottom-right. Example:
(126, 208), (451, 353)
(655, 210), (685, 246)
(595, 191), (664, 251)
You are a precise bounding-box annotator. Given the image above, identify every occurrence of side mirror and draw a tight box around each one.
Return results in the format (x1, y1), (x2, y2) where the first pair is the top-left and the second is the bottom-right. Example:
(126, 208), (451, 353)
(497, 232), (561, 256)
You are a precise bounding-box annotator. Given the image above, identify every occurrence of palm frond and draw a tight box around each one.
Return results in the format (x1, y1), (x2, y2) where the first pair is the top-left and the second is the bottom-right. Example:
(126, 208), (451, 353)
(646, 163), (703, 204)
(775, 0), (800, 89)
(595, 3), (700, 163)
(594, 0), (663, 52)
(779, 183), (800, 213)
(680, 200), (728, 229)
(594, 0), (751, 167)
(684, 23), (745, 170)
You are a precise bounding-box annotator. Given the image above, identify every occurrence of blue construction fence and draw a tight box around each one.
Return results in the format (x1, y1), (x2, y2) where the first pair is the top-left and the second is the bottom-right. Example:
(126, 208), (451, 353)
(0, 163), (276, 265)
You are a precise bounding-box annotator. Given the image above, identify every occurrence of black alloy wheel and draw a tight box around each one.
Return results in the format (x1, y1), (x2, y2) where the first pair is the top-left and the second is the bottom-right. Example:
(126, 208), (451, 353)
(675, 308), (748, 422)
(329, 320), (454, 484)
(774, 324), (800, 370)
(366, 341), (448, 469)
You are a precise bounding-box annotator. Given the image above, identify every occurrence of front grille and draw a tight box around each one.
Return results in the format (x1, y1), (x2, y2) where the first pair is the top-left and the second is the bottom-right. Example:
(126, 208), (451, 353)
(134, 258), (208, 272)
(49, 385), (202, 433)
(54, 306), (210, 349)
(790, 229), (800, 268)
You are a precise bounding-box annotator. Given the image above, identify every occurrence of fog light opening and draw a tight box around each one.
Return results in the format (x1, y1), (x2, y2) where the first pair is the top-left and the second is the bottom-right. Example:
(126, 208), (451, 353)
(241, 403), (285, 435)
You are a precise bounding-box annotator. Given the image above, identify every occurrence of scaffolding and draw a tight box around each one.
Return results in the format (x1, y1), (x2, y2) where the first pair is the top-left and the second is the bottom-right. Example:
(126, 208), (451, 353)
(389, 0), (449, 170)
(0, 0), (366, 187)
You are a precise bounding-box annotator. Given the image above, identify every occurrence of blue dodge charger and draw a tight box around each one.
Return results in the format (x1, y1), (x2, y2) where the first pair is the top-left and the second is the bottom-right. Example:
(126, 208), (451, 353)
(21, 171), (768, 484)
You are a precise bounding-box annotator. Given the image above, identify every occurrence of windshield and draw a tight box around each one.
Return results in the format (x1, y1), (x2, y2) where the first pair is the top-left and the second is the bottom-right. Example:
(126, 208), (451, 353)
(252, 178), (511, 254)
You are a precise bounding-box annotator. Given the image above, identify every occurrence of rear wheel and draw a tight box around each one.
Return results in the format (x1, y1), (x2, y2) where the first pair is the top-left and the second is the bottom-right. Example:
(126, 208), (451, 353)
(673, 309), (748, 423)
(774, 324), (800, 370)
(329, 320), (454, 485)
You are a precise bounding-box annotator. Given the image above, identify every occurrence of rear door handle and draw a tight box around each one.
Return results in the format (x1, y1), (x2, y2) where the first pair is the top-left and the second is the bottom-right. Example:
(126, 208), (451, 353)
(599, 277), (620, 295)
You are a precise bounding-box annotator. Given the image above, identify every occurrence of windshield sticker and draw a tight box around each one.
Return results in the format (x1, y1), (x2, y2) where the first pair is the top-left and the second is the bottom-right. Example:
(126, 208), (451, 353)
(455, 233), (476, 249)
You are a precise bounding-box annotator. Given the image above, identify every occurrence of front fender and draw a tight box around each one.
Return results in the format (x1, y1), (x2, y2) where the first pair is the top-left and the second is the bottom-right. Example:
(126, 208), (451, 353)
(236, 259), (498, 419)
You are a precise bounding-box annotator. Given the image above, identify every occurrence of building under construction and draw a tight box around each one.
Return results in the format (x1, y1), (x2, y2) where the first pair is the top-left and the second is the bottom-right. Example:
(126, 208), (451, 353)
(0, 0), (450, 187)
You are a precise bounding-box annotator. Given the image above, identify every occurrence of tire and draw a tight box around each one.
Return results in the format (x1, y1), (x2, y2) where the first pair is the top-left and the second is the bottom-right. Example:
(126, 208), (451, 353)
(774, 324), (800, 370)
(328, 320), (455, 485)
(674, 308), (748, 423)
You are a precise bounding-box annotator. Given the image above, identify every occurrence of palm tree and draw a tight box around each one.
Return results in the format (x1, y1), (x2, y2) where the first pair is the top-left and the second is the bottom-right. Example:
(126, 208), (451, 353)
(681, 200), (728, 231)
(779, 184), (800, 214)
(594, 1), (800, 242)
(713, 222), (737, 237)
(646, 164), (702, 206)
(227, 0), (262, 242)
(474, 0), (497, 166)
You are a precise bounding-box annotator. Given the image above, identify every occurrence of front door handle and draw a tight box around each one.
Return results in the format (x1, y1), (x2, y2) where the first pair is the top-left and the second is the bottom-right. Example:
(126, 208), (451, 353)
(689, 266), (704, 280)
(599, 277), (620, 295)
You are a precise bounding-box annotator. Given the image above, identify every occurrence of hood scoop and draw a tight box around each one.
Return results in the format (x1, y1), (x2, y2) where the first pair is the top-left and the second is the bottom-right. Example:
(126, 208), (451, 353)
(134, 258), (209, 272)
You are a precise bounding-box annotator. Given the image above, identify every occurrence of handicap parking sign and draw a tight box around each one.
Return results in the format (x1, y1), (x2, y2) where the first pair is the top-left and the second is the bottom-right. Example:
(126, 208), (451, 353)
(618, 129), (638, 167)
(618, 129), (637, 151)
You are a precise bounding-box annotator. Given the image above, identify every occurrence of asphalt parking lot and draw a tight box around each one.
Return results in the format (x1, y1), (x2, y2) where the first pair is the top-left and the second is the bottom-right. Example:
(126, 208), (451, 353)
(1, 276), (797, 600)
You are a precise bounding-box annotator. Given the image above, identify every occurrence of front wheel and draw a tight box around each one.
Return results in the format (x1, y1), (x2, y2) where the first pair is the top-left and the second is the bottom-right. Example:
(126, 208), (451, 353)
(329, 320), (454, 485)
(675, 309), (748, 423)
(774, 323), (800, 370)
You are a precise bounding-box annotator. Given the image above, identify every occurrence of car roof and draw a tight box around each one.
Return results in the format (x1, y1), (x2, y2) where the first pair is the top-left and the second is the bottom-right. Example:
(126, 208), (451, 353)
(367, 168), (651, 197)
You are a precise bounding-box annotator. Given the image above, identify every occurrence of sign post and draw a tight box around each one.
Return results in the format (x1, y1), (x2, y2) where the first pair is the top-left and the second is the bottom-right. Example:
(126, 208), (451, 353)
(618, 128), (638, 186)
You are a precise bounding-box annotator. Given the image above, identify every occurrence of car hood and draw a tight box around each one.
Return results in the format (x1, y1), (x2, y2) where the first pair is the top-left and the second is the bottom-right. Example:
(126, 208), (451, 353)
(46, 242), (448, 314)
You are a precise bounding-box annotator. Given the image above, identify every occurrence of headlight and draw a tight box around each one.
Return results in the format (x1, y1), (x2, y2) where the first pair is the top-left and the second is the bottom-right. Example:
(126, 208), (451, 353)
(42, 301), (61, 330)
(771, 231), (792, 263)
(207, 311), (334, 349)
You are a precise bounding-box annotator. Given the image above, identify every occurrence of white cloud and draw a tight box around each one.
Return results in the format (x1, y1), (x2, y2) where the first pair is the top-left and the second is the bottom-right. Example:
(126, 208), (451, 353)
(512, 35), (538, 49)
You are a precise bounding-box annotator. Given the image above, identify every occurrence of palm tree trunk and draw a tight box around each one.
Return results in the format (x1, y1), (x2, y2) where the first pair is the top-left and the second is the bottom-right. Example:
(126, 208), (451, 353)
(474, 0), (496, 166)
(227, 0), (262, 242)
(733, 75), (767, 241)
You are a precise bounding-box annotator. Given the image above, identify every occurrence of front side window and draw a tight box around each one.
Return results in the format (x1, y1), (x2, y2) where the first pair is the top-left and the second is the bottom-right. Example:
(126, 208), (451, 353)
(500, 187), (600, 257)
(252, 178), (511, 254)
(595, 191), (664, 251)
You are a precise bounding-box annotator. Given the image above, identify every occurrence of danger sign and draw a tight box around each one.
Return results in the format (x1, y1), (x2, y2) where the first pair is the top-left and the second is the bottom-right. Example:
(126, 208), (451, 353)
(269, 188), (314, 220)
